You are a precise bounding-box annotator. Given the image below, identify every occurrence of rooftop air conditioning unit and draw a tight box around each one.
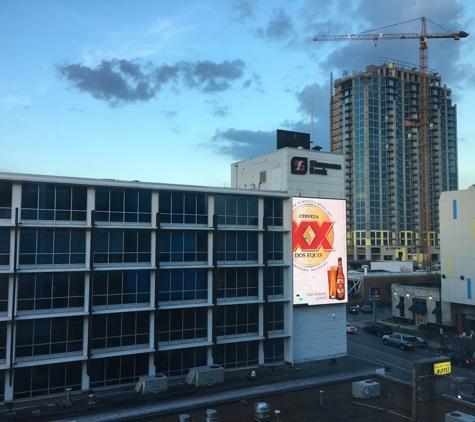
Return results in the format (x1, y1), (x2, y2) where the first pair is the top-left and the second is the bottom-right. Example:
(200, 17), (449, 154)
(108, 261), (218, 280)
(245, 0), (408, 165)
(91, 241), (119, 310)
(352, 380), (380, 399)
(134, 374), (168, 394)
(445, 412), (475, 422)
(185, 365), (224, 387)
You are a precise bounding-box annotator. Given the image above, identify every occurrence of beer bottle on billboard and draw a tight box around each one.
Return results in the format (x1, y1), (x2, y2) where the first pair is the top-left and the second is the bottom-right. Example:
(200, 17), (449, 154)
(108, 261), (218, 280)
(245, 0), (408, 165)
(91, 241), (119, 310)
(336, 257), (345, 300)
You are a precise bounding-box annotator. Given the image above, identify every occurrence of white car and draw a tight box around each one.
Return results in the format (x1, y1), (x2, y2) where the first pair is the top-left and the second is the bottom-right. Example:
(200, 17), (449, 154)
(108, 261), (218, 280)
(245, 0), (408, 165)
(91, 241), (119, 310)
(382, 333), (418, 350)
(346, 322), (357, 334)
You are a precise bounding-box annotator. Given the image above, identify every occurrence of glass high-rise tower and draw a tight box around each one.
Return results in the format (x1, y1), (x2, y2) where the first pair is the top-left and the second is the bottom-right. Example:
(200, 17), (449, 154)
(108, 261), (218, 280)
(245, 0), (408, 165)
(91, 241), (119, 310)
(331, 60), (458, 265)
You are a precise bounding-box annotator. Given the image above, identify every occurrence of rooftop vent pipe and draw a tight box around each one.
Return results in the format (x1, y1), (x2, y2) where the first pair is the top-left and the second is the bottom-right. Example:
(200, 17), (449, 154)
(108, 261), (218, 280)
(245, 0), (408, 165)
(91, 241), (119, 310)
(254, 402), (270, 421)
(65, 387), (73, 406)
(204, 409), (219, 421)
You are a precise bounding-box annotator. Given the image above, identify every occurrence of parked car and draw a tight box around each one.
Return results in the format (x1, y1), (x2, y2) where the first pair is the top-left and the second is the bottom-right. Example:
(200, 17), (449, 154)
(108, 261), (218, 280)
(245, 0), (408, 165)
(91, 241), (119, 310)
(415, 336), (428, 348)
(346, 322), (357, 334)
(363, 323), (393, 337)
(437, 343), (473, 357)
(457, 382), (475, 402)
(442, 352), (475, 368)
(361, 305), (373, 314)
(382, 333), (418, 350)
(348, 305), (360, 315)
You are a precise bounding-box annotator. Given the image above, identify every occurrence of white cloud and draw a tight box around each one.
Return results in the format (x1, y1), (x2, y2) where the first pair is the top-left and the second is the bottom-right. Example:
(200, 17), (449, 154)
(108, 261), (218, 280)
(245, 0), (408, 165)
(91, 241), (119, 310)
(0, 94), (31, 109)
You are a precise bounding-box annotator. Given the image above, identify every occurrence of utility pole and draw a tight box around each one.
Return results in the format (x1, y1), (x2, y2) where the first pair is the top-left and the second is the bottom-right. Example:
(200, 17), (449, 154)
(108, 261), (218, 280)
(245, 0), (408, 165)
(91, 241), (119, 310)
(412, 364), (419, 422)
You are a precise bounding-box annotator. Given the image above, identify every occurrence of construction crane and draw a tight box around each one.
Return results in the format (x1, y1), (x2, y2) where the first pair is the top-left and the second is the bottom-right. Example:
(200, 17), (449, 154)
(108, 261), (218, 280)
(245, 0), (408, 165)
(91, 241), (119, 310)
(314, 17), (468, 267)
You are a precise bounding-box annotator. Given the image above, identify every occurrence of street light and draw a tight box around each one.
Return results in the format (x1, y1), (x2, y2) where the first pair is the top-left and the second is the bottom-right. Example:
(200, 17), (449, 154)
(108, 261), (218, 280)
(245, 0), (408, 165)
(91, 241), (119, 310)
(435, 284), (443, 346)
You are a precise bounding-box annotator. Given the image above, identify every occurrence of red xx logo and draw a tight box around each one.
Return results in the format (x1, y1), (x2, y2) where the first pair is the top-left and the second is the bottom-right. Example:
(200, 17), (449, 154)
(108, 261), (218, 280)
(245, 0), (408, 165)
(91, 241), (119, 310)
(292, 220), (334, 251)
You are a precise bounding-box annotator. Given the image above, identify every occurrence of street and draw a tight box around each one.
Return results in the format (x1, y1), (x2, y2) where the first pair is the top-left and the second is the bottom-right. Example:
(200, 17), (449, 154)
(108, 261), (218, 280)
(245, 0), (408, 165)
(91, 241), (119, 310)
(346, 309), (475, 384)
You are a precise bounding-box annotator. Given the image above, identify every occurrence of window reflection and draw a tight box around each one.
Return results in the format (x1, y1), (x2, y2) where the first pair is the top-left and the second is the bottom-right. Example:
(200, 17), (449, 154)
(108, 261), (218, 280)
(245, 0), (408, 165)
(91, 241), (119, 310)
(215, 195), (258, 226)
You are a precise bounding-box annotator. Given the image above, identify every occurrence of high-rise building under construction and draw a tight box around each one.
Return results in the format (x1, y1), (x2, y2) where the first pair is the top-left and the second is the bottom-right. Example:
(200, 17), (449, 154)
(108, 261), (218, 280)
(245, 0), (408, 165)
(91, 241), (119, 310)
(331, 60), (458, 265)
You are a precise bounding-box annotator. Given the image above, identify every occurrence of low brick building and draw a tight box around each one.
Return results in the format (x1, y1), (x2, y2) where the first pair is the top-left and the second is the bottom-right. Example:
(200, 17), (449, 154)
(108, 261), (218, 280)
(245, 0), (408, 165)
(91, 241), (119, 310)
(348, 271), (437, 304)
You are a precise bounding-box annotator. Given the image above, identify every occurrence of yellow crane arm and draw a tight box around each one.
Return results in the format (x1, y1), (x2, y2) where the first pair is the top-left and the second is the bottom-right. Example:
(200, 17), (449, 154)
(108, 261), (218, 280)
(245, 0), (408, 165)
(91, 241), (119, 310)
(313, 31), (468, 42)
(313, 33), (419, 41)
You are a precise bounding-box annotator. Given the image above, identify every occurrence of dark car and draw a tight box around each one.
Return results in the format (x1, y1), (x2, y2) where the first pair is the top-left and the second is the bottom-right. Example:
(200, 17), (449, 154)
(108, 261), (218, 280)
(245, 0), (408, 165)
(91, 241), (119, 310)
(361, 305), (373, 314)
(457, 382), (475, 402)
(363, 323), (393, 337)
(443, 352), (475, 368)
(348, 306), (360, 314)
(437, 343), (473, 357)
(415, 336), (428, 348)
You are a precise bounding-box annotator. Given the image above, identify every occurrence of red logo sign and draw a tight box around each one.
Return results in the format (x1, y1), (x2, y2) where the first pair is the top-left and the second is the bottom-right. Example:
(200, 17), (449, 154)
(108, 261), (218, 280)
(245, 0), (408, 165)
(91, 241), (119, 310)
(291, 157), (308, 174)
(292, 203), (335, 267)
(292, 220), (334, 251)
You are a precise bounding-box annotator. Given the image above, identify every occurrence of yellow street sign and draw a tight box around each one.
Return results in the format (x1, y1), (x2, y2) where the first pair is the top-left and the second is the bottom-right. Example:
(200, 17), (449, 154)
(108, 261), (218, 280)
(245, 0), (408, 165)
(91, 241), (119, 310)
(434, 361), (451, 375)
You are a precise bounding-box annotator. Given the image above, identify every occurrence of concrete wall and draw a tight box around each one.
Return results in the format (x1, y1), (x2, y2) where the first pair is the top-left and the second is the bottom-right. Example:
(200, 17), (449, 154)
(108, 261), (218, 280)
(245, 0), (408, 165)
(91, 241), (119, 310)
(440, 186), (475, 307)
(292, 304), (347, 362)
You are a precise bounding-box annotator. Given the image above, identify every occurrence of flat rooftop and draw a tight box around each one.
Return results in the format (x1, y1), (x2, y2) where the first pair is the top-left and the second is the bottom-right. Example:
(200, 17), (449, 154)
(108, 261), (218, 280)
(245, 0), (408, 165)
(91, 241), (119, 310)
(4, 355), (475, 422)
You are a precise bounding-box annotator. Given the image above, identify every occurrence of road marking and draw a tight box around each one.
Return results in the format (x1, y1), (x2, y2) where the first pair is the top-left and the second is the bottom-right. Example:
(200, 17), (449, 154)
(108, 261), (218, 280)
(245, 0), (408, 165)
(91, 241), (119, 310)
(353, 402), (385, 410)
(346, 353), (411, 372)
(353, 402), (411, 420)
(374, 359), (412, 373)
(387, 410), (411, 420)
(347, 340), (415, 364)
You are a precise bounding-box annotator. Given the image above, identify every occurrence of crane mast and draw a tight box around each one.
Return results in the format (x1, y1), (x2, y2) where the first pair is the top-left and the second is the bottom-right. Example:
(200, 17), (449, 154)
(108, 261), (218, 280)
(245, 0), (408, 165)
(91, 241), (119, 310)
(315, 17), (468, 266)
(419, 18), (430, 268)
(329, 72), (340, 153)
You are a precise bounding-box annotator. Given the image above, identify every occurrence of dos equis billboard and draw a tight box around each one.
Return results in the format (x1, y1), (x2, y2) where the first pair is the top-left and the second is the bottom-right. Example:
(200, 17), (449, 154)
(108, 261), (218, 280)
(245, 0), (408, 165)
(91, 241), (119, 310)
(292, 197), (347, 305)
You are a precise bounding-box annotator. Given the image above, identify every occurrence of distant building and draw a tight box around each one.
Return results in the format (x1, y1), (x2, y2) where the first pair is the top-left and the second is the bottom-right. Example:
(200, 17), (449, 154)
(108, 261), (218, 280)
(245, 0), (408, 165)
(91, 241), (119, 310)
(391, 282), (443, 326)
(232, 139), (345, 200)
(347, 270), (433, 305)
(440, 185), (475, 333)
(331, 59), (459, 265)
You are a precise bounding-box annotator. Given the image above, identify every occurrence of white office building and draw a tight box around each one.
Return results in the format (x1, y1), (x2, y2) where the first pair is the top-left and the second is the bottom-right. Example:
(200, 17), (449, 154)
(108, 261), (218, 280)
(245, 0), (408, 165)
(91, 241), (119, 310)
(0, 140), (347, 403)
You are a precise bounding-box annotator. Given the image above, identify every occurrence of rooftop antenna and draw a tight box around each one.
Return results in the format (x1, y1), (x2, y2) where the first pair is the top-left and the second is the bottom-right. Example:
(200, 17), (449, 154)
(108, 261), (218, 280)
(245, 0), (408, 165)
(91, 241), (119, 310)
(310, 96), (314, 144)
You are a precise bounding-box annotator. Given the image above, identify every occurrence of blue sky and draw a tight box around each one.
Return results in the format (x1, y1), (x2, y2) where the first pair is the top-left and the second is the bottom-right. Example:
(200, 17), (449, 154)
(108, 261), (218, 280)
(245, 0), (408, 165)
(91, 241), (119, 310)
(2, 0), (474, 188)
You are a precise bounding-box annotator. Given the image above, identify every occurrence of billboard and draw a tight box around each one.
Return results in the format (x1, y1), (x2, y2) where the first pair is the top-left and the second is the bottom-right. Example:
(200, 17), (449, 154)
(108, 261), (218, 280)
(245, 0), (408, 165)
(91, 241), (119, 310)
(369, 287), (381, 300)
(276, 129), (310, 150)
(292, 197), (347, 305)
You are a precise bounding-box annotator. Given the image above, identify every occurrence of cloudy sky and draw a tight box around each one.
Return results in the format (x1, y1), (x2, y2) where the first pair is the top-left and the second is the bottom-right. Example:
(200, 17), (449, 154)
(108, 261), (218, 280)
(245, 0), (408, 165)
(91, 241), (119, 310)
(2, 0), (474, 188)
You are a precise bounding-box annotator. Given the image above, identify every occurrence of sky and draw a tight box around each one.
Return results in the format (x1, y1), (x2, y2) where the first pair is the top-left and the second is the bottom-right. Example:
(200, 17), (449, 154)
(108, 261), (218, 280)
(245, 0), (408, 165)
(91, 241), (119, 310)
(2, 0), (474, 189)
